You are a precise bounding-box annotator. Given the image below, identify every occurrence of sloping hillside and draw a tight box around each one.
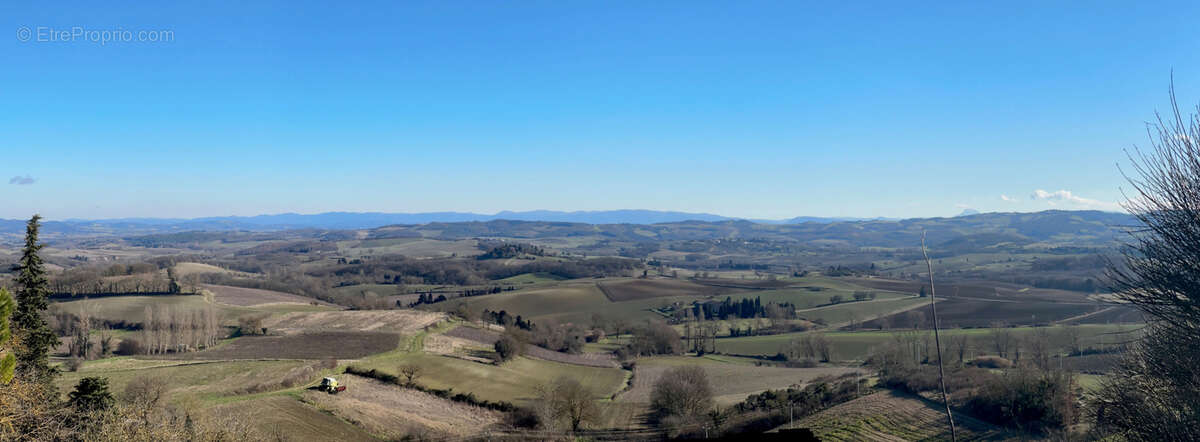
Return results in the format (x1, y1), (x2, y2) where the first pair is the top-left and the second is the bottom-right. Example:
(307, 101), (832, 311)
(781, 390), (1008, 441)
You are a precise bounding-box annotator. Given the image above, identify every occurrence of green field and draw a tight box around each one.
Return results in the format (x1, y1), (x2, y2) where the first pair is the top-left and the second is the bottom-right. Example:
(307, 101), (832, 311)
(714, 324), (1134, 361)
(55, 295), (213, 322)
(336, 238), (480, 258)
(1077, 373), (1107, 392)
(53, 294), (333, 326)
(873, 252), (1058, 276)
(496, 272), (568, 285)
(432, 280), (690, 324)
(444, 281), (613, 323)
(55, 358), (320, 404)
(748, 288), (908, 309)
(436, 275), (923, 326)
(354, 352), (628, 404)
(795, 296), (928, 326)
(332, 283), (400, 298)
(788, 390), (1007, 440)
(621, 355), (861, 405)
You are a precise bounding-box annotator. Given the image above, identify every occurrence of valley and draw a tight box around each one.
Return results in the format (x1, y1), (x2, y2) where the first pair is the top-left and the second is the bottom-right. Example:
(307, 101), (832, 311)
(0, 211), (1141, 440)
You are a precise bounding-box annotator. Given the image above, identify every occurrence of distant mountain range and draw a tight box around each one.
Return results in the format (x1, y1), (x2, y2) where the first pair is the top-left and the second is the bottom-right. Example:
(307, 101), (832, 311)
(0, 210), (886, 236)
(0, 209), (1132, 241)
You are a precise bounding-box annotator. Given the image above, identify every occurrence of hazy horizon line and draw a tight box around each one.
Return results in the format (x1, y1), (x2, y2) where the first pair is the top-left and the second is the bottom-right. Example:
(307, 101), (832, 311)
(3, 207), (1128, 224)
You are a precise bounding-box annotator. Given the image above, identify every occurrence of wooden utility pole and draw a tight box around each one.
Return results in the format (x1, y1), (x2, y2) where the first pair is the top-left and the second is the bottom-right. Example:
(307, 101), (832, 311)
(922, 231), (957, 441)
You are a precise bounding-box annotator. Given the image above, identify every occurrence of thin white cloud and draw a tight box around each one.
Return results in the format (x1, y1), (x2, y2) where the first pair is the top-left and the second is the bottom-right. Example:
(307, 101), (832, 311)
(1030, 189), (1121, 211)
(8, 175), (35, 185)
(999, 194), (1016, 202)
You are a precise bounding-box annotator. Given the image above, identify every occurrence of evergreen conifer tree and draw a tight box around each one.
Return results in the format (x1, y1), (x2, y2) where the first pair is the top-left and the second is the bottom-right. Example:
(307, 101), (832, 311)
(11, 215), (59, 385)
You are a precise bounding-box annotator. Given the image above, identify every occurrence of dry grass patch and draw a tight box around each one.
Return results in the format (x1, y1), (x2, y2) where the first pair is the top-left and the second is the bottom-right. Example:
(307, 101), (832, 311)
(213, 396), (378, 442)
(263, 310), (446, 334)
(424, 333), (484, 356)
(356, 353), (626, 405)
(173, 262), (237, 277)
(305, 374), (502, 438)
(201, 284), (338, 307)
(161, 332), (399, 360)
(788, 390), (1006, 441)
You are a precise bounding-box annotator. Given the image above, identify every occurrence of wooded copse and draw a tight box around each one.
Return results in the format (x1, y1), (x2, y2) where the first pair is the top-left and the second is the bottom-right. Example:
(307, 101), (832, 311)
(135, 305), (222, 355)
(476, 242), (547, 260)
(49, 266), (178, 297)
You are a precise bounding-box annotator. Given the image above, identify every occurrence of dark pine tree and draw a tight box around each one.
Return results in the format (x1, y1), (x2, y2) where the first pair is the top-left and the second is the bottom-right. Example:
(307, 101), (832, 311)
(11, 215), (58, 386)
(68, 376), (114, 411)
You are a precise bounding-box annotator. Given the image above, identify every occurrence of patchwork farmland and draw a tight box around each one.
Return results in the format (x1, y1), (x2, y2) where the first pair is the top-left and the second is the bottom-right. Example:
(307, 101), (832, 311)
(5, 210), (1150, 440)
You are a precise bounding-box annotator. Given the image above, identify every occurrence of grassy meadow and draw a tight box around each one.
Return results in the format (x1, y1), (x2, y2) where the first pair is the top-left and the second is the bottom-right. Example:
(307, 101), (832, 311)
(714, 324), (1136, 361)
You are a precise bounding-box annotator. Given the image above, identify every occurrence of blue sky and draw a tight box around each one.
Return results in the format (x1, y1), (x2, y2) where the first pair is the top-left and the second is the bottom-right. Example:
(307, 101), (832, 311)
(2, 1), (1198, 220)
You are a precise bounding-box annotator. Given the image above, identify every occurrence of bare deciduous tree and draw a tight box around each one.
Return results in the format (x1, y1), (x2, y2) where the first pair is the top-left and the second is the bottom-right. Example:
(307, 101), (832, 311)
(905, 310), (926, 330)
(1062, 326), (1082, 356)
(649, 365), (714, 426)
(813, 333), (832, 362)
(537, 377), (599, 432)
(1026, 328), (1052, 372)
(97, 328), (114, 357)
(69, 302), (92, 359)
(947, 334), (968, 366)
(988, 322), (1013, 359)
(399, 364), (423, 386)
(122, 375), (169, 410)
(140, 305), (222, 355)
(1094, 86), (1200, 439)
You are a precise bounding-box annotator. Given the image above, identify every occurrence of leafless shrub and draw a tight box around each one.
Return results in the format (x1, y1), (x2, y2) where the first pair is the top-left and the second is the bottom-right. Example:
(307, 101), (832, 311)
(98, 329), (115, 357)
(988, 323), (1014, 359)
(122, 376), (169, 410)
(116, 337), (144, 355)
(649, 365), (713, 426)
(535, 376), (600, 432)
(65, 357), (84, 372)
(947, 334), (969, 366)
(970, 355), (1013, 369)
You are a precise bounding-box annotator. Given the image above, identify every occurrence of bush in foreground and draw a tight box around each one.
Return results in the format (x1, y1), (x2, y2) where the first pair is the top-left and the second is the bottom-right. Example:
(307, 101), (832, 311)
(964, 369), (1077, 433)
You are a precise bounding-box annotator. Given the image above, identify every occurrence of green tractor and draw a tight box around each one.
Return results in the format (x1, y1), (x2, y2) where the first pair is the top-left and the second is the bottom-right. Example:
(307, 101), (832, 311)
(319, 377), (346, 394)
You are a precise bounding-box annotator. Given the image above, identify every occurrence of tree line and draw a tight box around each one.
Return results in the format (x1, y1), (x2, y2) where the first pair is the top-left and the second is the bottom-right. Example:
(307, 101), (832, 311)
(48, 264), (180, 297)
(133, 305), (222, 355)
